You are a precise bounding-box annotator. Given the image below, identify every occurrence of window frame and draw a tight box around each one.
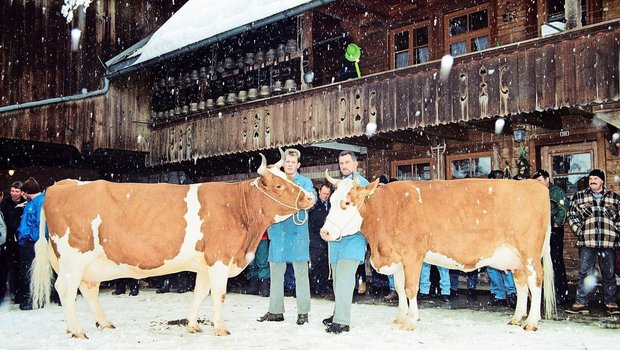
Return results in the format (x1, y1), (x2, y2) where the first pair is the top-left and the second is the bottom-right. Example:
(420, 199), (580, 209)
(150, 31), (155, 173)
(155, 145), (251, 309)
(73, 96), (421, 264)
(391, 158), (434, 181)
(443, 4), (493, 56)
(540, 141), (599, 196)
(388, 20), (431, 70)
(446, 151), (493, 179)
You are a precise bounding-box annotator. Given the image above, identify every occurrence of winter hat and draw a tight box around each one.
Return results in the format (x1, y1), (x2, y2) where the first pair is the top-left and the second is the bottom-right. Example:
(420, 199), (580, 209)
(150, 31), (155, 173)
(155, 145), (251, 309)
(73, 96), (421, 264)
(531, 169), (549, 179)
(345, 43), (361, 62)
(588, 169), (605, 183)
(379, 175), (389, 184)
(20, 177), (40, 194)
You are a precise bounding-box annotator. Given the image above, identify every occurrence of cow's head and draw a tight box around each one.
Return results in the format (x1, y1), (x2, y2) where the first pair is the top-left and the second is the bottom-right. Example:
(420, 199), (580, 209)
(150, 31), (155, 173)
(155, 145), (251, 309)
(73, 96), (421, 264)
(253, 149), (315, 221)
(320, 170), (379, 241)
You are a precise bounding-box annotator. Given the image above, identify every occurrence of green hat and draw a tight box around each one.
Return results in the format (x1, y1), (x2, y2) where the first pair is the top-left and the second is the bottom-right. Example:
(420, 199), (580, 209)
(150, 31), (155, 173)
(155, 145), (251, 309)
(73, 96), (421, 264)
(345, 43), (361, 62)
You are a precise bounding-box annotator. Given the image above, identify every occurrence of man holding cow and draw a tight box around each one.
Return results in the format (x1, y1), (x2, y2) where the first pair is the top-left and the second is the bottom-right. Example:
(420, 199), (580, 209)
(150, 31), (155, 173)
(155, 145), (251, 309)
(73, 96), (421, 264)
(321, 150), (369, 334)
(257, 148), (316, 325)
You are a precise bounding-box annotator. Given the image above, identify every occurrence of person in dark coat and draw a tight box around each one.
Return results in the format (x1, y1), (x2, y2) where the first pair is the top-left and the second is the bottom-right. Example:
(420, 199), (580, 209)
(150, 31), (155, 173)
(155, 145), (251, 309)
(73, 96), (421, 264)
(309, 183), (332, 295)
(338, 43), (362, 82)
(16, 177), (44, 310)
(0, 181), (24, 304)
(532, 169), (570, 305)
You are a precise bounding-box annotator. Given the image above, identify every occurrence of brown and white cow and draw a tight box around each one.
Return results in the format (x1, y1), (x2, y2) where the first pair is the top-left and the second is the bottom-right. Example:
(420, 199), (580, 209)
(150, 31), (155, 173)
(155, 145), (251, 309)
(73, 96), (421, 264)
(320, 175), (556, 331)
(30, 153), (315, 339)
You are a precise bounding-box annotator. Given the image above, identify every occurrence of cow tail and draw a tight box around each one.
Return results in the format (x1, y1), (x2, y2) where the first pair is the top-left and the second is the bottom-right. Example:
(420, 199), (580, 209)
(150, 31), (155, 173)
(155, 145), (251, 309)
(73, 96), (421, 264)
(31, 207), (52, 309)
(542, 224), (557, 319)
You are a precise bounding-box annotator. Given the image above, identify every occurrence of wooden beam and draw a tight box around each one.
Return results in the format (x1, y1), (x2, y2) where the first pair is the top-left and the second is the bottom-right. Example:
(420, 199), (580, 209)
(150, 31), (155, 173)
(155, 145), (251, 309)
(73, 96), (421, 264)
(458, 119), (514, 135)
(512, 111), (564, 130)
(421, 124), (469, 141)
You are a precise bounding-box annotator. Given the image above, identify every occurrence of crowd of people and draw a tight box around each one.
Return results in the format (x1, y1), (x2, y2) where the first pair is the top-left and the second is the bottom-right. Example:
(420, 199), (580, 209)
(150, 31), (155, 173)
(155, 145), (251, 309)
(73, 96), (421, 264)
(1, 159), (619, 330)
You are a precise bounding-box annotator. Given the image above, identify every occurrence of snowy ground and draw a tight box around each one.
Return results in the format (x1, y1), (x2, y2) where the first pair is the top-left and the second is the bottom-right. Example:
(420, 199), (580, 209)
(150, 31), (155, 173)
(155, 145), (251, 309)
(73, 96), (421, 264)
(1, 290), (619, 350)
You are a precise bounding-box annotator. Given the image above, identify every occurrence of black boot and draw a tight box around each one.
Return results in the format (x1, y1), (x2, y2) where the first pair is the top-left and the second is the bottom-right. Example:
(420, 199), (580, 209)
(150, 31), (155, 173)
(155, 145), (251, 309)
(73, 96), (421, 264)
(257, 312), (284, 322)
(157, 279), (171, 294)
(112, 283), (125, 295)
(259, 278), (270, 297)
(129, 284), (139, 296)
(247, 278), (259, 295)
(325, 322), (349, 334)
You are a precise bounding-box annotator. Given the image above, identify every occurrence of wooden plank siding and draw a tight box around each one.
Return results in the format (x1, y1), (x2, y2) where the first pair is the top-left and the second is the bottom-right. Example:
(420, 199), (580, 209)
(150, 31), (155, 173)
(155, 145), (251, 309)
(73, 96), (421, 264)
(149, 21), (620, 165)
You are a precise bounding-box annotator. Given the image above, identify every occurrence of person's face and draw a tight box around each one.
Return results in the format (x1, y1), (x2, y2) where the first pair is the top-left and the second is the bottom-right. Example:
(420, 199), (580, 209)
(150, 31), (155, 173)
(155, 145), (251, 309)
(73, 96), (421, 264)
(338, 154), (357, 177)
(534, 176), (549, 187)
(10, 187), (22, 202)
(22, 193), (32, 202)
(283, 155), (300, 176)
(318, 186), (331, 202)
(588, 175), (604, 193)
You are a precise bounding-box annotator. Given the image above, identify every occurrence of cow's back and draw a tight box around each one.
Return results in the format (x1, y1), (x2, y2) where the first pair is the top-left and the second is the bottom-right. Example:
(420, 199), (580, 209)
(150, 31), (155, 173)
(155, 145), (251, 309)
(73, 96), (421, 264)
(45, 180), (192, 269)
(364, 179), (550, 269)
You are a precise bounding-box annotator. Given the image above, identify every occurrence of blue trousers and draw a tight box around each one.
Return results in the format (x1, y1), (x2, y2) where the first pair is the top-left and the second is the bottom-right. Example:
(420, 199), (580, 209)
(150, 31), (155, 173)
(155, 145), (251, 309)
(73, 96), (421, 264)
(449, 270), (478, 291)
(575, 247), (617, 306)
(487, 267), (515, 299)
(420, 263), (450, 295)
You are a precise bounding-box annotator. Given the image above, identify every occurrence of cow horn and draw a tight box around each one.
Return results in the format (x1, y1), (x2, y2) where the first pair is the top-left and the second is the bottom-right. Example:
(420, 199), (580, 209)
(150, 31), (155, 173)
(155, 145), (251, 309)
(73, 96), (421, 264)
(353, 177), (360, 187)
(274, 148), (285, 169)
(325, 169), (340, 186)
(257, 153), (267, 175)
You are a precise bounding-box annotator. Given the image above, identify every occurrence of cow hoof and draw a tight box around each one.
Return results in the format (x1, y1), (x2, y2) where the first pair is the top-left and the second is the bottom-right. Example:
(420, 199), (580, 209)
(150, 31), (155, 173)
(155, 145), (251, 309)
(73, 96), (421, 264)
(213, 327), (231, 336)
(393, 316), (405, 325)
(187, 325), (203, 333)
(95, 322), (116, 330)
(399, 323), (416, 331)
(523, 324), (538, 332)
(71, 332), (89, 339)
(507, 319), (522, 326)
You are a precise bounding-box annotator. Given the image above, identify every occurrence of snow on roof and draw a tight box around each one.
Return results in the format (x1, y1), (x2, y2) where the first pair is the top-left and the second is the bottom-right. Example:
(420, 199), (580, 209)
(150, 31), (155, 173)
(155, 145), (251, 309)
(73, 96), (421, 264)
(133, 0), (313, 65)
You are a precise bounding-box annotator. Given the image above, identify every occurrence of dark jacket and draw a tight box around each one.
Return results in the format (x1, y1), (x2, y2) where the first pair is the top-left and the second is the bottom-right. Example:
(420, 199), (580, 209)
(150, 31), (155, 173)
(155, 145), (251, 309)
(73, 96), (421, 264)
(309, 199), (330, 249)
(549, 184), (568, 227)
(1, 196), (25, 243)
(338, 60), (359, 82)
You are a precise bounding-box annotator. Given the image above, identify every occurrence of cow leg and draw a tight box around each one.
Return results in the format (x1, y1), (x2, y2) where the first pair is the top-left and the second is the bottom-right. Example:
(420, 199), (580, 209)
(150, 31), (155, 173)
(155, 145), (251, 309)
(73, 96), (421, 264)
(55, 261), (88, 339)
(401, 258), (424, 331)
(78, 281), (115, 330)
(508, 269), (528, 326)
(186, 272), (210, 333)
(523, 262), (543, 331)
(391, 268), (408, 325)
(208, 262), (231, 336)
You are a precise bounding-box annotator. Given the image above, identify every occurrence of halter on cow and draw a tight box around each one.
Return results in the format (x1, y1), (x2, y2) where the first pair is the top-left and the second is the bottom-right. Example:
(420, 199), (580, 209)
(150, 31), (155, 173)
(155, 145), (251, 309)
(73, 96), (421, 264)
(30, 150), (315, 339)
(320, 172), (555, 331)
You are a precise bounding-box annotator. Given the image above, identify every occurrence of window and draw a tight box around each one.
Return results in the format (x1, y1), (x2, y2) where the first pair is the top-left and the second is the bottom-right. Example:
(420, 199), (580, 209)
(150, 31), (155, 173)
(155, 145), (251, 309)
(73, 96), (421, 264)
(541, 142), (598, 196)
(444, 5), (492, 56)
(389, 22), (430, 69)
(447, 152), (492, 179)
(546, 0), (587, 25)
(391, 158), (432, 181)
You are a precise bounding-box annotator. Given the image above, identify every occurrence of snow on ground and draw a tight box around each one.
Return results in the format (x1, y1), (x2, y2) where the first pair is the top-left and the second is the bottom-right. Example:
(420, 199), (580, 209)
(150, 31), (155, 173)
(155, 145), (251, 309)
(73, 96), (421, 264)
(1, 290), (618, 350)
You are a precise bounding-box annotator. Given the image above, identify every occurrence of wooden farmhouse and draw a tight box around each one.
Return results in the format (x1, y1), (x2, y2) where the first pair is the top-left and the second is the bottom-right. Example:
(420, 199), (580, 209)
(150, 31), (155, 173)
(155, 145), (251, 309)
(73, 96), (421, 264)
(2, 0), (620, 279)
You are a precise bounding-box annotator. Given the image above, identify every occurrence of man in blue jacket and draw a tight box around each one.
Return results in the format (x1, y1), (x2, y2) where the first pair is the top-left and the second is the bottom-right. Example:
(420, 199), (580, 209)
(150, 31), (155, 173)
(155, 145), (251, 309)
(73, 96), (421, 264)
(257, 148), (316, 325)
(17, 177), (45, 310)
(322, 150), (369, 334)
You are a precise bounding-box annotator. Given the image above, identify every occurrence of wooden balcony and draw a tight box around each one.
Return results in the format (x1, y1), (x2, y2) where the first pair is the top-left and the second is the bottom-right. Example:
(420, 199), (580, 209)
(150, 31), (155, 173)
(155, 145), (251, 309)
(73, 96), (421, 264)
(149, 20), (620, 165)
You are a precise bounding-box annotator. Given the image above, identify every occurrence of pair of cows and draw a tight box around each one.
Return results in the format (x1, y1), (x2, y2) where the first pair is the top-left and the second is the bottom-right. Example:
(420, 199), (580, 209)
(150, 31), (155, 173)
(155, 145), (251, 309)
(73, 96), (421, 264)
(30, 156), (554, 339)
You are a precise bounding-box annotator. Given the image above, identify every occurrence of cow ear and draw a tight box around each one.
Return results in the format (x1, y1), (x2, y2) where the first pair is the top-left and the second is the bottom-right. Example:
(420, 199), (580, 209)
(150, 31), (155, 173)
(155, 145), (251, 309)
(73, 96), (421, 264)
(366, 179), (380, 197)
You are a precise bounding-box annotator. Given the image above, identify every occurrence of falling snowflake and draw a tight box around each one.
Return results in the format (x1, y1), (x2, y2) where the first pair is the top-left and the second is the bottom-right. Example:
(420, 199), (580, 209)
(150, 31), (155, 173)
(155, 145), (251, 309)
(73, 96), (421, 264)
(61, 0), (93, 23)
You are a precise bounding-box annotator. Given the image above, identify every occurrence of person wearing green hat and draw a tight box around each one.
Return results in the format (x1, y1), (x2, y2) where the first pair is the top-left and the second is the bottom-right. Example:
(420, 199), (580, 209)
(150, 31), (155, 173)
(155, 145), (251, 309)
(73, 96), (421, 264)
(338, 43), (362, 81)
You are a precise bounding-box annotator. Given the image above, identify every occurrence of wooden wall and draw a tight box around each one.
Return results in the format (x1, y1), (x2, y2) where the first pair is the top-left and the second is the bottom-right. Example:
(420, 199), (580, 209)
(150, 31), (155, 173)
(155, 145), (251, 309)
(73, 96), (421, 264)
(149, 21), (620, 165)
(0, 0), (182, 106)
